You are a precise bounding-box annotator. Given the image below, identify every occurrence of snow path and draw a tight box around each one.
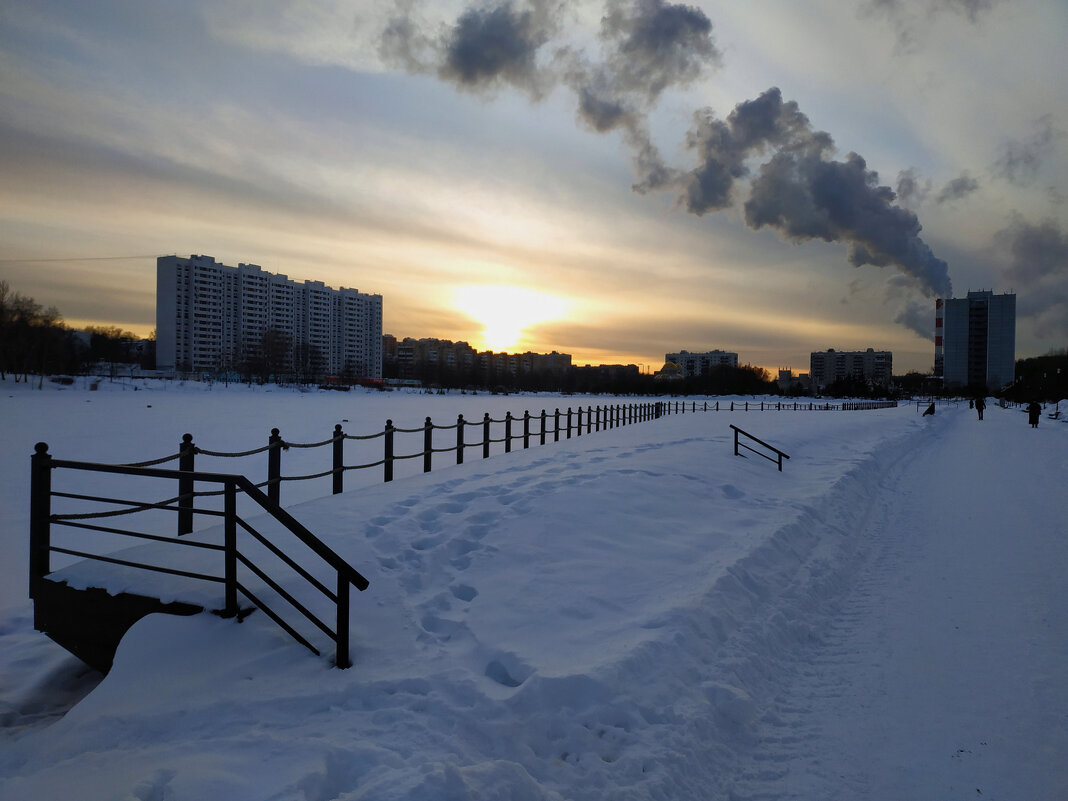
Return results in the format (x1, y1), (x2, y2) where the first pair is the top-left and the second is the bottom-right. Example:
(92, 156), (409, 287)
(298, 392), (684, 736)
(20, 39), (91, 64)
(729, 405), (1068, 799)
(2, 384), (1065, 800)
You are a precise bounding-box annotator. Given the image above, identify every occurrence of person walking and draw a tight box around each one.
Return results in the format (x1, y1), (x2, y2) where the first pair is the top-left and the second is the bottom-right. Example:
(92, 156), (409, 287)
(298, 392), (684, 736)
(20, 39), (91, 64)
(1027, 400), (1041, 428)
(975, 396), (985, 421)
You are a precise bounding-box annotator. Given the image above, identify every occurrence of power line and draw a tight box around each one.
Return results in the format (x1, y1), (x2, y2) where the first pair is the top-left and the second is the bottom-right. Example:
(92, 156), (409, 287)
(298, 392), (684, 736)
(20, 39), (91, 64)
(0, 254), (167, 264)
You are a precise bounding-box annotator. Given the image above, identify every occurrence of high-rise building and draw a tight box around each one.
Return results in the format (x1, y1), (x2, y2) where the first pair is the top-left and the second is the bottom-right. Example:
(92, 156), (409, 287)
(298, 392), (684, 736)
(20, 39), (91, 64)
(665, 350), (739, 377)
(809, 348), (893, 389)
(935, 291), (1016, 392)
(156, 255), (382, 378)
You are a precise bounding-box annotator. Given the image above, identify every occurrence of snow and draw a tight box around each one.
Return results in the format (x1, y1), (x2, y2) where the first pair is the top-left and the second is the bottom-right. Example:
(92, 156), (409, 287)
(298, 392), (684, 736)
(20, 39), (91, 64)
(1, 379), (1065, 799)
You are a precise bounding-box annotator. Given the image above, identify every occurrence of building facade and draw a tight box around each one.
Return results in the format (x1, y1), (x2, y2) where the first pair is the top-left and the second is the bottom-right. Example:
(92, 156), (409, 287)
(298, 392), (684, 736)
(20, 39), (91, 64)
(665, 350), (739, 377)
(156, 255), (382, 378)
(935, 290), (1016, 392)
(809, 348), (892, 389)
(386, 336), (572, 383)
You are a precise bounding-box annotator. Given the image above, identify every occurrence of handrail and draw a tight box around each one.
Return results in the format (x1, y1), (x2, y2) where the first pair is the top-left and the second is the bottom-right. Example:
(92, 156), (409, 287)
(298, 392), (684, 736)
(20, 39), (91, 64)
(31, 444), (368, 668)
(92, 400), (899, 507)
(729, 424), (790, 472)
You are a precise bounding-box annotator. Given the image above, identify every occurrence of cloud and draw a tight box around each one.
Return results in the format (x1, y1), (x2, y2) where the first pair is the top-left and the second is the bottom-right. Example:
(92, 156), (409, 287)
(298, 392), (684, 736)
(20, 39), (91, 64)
(377, 2), (952, 312)
(863, 0), (1002, 51)
(993, 114), (1064, 186)
(995, 215), (1068, 339)
(896, 168), (931, 208)
(935, 173), (979, 204)
(439, 1), (559, 96)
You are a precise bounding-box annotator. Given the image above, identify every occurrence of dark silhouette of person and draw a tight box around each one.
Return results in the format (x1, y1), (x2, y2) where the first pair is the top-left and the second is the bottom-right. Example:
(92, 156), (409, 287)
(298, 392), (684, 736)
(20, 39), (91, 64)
(1028, 401), (1041, 428)
(975, 396), (985, 421)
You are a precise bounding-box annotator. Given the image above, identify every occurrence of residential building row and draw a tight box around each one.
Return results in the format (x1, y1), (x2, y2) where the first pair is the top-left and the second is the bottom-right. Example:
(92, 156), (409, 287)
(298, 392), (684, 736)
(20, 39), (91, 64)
(809, 348), (893, 389)
(383, 336), (572, 381)
(156, 255), (382, 378)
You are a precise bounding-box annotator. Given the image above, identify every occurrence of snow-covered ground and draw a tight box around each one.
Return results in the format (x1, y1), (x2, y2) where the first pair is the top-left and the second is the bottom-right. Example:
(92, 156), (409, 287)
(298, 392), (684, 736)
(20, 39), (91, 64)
(1, 379), (1065, 800)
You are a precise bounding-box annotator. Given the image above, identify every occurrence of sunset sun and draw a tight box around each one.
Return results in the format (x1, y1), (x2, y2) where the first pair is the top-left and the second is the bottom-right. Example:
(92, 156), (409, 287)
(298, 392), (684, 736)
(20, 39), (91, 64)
(453, 285), (570, 353)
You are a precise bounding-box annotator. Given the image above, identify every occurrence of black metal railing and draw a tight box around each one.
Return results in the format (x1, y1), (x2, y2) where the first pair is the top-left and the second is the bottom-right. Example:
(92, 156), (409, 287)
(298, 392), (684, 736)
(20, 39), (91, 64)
(30, 443), (369, 668)
(98, 399), (897, 520)
(730, 425), (791, 472)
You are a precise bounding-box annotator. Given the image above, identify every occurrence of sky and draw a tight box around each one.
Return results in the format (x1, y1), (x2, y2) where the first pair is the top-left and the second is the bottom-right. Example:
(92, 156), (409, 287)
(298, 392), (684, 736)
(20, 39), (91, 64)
(0, 0), (1065, 373)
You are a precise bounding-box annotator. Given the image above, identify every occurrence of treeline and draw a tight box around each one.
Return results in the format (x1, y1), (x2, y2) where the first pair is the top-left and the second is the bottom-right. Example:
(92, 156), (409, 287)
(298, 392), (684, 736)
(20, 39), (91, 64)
(1003, 350), (1068, 402)
(0, 282), (153, 384)
(398, 359), (777, 396)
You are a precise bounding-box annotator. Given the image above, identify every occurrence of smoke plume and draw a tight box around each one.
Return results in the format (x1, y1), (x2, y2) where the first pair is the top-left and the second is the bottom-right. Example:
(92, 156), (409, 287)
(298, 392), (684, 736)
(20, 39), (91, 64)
(379, 0), (953, 301)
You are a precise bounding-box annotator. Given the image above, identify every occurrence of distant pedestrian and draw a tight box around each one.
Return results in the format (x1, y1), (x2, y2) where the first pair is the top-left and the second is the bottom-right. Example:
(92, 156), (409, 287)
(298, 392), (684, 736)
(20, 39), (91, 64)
(975, 397), (985, 421)
(1028, 401), (1041, 428)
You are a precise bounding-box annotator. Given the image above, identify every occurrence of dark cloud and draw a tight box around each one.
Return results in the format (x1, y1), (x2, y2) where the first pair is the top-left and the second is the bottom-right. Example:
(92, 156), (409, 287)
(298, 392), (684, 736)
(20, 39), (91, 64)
(993, 115), (1063, 186)
(680, 88), (830, 214)
(599, 0), (719, 102)
(935, 173), (979, 204)
(744, 147), (951, 297)
(380, 1), (560, 97)
(995, 216), (1068, 338)
(439, 1), (558, 95)
(566, 0), (719, 141)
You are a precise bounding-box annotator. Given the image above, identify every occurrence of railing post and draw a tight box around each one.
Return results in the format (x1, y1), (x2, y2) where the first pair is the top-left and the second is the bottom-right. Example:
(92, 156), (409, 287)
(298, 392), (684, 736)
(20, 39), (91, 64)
(384, 420), (394, 482)
(566, 407), (572, 439)
(456, 414), (465, 464)
(223, 480), (238, 616)
(333, 424), (344, 495)
(424, 417), (433, 473)
(29, 442), (52, 597)
(523, 411), (530, 448)
(540, 410), (547, 445)
(554, 409), (560, 442)
(483, 413), (491, 459)
(588, 406), (593, 433)
(505, 412), (513, 453)
(268, 428), (282, 506)
(597, 406), (602, 430)
(178, 433), (195, 535)
(336, 574), (351, 669)
(575, 407), (582, 437)
(733, 426), (740, 457)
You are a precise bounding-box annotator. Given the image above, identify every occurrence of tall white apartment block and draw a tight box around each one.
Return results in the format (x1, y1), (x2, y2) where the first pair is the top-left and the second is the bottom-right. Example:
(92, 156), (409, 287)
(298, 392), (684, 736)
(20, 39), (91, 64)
(665, 350), (739, 377)
(156, 255), (382, 378)
(936, 290), (1015, 392)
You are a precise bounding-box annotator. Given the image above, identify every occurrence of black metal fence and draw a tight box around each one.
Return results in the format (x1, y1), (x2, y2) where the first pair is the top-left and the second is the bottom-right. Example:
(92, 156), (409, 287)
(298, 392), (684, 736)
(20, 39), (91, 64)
(105, 398), (899, 522)
(30, 444), (368, 668)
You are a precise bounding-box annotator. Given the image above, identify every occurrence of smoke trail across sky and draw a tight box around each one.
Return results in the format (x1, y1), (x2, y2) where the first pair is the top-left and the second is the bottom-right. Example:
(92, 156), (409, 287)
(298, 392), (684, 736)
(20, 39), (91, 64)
(378, 0), (953, 303)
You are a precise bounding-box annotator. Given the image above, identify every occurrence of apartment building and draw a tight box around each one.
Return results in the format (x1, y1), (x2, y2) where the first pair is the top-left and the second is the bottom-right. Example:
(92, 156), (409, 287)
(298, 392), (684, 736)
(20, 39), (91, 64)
(935, 291), (1016, 393)
(664, 350), (739, 377)
(809, 348), (892, 389)
(156, 255), (382, 378)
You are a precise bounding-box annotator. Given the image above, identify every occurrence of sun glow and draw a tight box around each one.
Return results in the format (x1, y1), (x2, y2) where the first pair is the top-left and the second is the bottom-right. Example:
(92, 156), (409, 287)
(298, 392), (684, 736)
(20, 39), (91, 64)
(453, 285), (570, 352)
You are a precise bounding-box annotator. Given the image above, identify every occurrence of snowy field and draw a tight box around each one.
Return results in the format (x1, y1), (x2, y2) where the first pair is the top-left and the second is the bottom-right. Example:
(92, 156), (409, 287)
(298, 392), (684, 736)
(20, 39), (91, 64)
(1, 378), (1065, 800)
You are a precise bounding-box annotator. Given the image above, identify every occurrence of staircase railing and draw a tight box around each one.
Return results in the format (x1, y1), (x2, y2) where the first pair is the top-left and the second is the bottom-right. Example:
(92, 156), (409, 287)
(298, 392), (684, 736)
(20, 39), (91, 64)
(729, 425), (790, 472)
(30, 443), (368, 668)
